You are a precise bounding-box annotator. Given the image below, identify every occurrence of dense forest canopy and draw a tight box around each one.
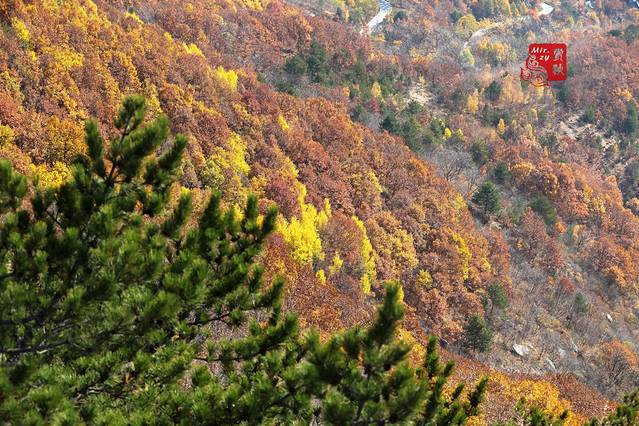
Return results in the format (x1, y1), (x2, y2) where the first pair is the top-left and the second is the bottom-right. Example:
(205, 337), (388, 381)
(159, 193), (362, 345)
(1, 0), (639, 423)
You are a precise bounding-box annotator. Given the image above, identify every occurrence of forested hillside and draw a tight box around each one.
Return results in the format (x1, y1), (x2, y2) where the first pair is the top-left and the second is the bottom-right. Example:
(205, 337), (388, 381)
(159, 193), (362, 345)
(1, 0), (639, 423)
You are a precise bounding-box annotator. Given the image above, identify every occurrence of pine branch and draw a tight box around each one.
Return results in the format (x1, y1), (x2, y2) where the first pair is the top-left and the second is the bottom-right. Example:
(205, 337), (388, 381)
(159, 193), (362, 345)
(1, 340), (68, 356)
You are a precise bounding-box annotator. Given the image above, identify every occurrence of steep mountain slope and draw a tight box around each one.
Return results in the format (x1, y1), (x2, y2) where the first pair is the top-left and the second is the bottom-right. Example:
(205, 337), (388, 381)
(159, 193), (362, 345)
(0, 0), (636, 421)
(342, 0), (639, 400)
(0, 0), (504, 337)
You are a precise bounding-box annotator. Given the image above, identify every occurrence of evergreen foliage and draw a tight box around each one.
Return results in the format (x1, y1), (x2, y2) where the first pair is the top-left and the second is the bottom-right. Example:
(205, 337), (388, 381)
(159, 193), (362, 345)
(307, 40), (328, 82)
(471, 141), (490, 166)
(499, 399), (568, 426)
(540, 133), (559, 150)
(382, 113), (401, 134)
(284, 54), (308, 76)
(0, 96), (303, 423)
(505, 390), (639, 425)
(622, 24), (639, 44)
(305, 282), (488, 425)
(492, 161), (511, 184)
(574, 292), (589, 314)
(586, 390), (639, 426)
(530, 195), (557, 226)
(393, 10), (408, 21)
(623, 102), (638, 135)
(463, 315), (493, 353)
(581, 105), (597, 124)
(486, 282), (508, 316)
(486, 81), (502, 102)
(473, 182), (501, 216)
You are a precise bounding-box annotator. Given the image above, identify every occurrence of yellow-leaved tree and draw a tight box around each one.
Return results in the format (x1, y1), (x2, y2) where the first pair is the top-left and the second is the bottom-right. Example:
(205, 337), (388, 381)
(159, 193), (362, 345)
(279, 181), (331, 264)
(467, 89), (480, 114)
(353, 215), (376, 293)
(201, 132), (251, 204)
(214, 66), (238, 91)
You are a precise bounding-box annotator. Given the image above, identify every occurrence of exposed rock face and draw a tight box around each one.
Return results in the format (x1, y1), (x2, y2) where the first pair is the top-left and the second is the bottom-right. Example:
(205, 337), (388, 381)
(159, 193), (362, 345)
(512, 344), (531, 357)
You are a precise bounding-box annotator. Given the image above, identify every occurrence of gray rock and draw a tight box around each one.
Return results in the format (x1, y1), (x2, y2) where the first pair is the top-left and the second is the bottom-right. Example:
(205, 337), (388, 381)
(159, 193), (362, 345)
(558, 348), (567, 359)
(512, 344), (530, 357)
(546, 358), (556, 371)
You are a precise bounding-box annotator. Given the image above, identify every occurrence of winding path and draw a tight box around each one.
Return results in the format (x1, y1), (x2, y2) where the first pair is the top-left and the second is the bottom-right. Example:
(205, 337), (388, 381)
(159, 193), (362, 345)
(461, 3), (554, 54)
(364, 0), (392, 34)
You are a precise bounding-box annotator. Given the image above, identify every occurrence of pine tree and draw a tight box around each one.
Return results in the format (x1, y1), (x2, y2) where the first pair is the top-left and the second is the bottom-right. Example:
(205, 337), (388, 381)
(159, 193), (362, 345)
(574, 292), (589, 314)
(471, 141), (490, 166)
(382, 113), (401, 134)
(284, 54), (308, 75)
(492, 161), (511, 184)
(486, 80), (502, 102)
(463, 314), (493, 353)
(0, 96), (305, 423)
(505, 390), (639, 426)
(586, 390), (639, 425)
(307, 40), (328, 82)
(530, 195), (557, 226)
(623, 102), (638, 135)
(305, 282), (488, 424)
(473, 182), (501, 216)
(486, 282), (508, 316)
(499, 400), (568, 426)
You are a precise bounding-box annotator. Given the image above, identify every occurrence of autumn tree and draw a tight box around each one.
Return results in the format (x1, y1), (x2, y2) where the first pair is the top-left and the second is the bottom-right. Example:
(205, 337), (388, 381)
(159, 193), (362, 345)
(598, 340), (639, 391)
(518, 209), (564, 274)
(506, 391), (639, 425)
(461, 48), (476, 67)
